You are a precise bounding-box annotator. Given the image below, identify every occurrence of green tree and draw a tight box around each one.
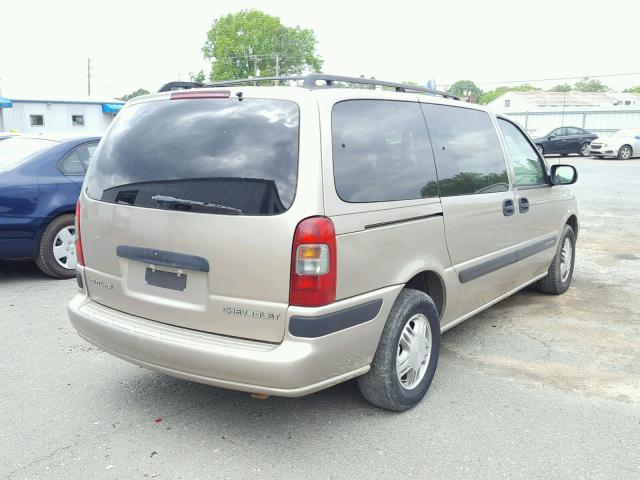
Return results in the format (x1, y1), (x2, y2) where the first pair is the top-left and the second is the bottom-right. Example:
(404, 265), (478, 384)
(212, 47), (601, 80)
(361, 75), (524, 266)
(117, 88), (150, 101)
(479, 84), (540, 104)
(623, 85), (640, 93)
(189, 70), (207, 83)
(202, 10), (322, 81)
(550, 84), (572, 92)
(573, 77), (608, 92)
(448, 80), (482, 100)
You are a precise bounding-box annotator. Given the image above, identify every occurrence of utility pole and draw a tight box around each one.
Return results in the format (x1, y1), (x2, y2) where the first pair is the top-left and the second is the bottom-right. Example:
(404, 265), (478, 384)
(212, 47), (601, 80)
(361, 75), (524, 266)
(87, 58), (92, 97)
(275, 53), (280, 85)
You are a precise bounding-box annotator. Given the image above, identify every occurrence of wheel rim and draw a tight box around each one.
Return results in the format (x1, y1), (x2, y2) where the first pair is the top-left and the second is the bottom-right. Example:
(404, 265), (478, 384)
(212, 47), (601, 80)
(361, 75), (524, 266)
(52, 225), (77, 270)
(396, 313), (432, 390)
(560, 237), (573, 283)
(581, 144), (590, 156)
(621, 147), (631, 159)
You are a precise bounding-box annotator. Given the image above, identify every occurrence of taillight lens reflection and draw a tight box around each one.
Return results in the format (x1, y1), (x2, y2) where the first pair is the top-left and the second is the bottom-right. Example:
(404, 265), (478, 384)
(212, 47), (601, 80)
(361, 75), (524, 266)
(75, 200), (85, 267)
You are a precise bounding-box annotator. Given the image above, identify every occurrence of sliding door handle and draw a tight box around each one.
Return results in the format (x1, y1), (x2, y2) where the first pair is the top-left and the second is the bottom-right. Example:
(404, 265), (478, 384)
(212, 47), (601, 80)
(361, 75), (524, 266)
(503, 199), (515, 216)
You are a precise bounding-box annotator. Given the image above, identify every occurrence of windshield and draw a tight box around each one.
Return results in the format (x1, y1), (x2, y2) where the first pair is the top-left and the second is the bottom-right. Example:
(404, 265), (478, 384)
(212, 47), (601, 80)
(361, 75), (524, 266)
(611, 129), (639, 137)
(86, 97), (300, 216)
(0, 138), (56, 172)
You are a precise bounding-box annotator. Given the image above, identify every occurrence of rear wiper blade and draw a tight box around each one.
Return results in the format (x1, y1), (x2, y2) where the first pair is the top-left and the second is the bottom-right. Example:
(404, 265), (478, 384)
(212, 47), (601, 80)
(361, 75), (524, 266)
(151, 195), (243, 215)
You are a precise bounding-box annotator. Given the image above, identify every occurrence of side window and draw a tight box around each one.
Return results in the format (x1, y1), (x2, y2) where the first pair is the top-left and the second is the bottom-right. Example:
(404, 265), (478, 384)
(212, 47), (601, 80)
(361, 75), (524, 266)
(498, 119), (546, 187)
(567, 127), (582, 136)
(76, 143), (97, 170)
(549, 128), (562, 137)
(59, 142), (98, 175)
(332, 100), (438, 202)
(421, 104), (509, 196)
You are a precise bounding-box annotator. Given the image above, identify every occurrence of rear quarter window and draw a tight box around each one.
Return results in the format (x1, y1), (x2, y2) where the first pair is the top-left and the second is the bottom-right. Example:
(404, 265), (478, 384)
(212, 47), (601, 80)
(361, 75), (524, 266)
(331, 99), (438, 202)
(86, 98), (300, 216)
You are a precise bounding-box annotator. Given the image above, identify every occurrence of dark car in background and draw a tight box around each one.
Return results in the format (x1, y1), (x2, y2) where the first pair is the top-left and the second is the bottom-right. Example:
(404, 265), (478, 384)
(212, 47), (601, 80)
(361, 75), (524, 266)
(0, 135), (100, 278)
(531, 126), (597, 157)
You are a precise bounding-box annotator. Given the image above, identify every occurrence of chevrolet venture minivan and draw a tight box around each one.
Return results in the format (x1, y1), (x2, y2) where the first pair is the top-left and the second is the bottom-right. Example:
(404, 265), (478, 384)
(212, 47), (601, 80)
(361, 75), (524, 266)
(68, 74), (578, 411)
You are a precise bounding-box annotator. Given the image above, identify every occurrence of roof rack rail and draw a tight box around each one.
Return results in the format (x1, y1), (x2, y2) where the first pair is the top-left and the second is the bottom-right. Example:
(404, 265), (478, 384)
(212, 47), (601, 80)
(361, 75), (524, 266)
(158, 74), (459, 100)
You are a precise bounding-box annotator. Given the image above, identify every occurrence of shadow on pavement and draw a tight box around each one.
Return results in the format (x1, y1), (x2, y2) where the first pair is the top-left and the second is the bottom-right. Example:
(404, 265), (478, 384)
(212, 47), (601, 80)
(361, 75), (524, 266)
(0, 259), (49, 283)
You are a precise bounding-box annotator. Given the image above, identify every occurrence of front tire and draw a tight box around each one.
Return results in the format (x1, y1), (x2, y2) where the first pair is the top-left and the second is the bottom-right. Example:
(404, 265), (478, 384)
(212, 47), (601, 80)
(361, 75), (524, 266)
(35, 214), (77, 279)
(617, 145), (632, 160)
(357, 289), (440, 411)
(579, 142), (591, 157)
(536, 224), (575, 294)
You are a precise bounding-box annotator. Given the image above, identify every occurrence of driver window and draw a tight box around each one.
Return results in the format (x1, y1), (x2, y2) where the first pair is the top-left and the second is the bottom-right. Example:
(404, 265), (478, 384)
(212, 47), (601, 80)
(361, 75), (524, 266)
(498, 119), (546, 187)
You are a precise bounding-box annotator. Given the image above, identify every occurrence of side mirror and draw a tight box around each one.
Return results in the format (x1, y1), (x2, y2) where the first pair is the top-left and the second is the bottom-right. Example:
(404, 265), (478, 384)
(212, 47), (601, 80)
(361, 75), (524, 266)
(550, 164), (577, 185)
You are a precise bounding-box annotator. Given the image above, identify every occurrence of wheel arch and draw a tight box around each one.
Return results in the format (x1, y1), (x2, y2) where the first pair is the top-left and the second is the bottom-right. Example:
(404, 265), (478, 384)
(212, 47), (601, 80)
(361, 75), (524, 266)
(35, 208), (76, 248)
(566, 214), (579, 241)
(404, 270), (446, 318)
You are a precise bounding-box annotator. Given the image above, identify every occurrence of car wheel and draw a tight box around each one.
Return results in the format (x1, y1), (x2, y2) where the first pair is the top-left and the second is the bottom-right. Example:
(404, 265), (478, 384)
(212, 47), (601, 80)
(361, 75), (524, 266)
(35, 214), (77, 279)
(535, 144), (544, 155)
(617, 145), (632, 160)
(357, 288), (440, 411)
(579, 142), (591, 157)
(536, 224), (576, 295)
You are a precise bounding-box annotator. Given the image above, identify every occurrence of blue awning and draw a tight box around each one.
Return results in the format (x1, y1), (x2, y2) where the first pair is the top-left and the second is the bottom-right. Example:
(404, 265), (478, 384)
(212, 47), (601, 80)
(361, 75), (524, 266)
(0, 97), (13, 108)
(102, 103), (124, 113)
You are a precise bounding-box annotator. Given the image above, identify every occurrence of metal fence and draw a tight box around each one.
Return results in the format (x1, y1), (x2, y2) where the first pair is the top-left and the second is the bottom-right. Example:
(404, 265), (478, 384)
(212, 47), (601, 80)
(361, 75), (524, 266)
(504, 109), (640, 136)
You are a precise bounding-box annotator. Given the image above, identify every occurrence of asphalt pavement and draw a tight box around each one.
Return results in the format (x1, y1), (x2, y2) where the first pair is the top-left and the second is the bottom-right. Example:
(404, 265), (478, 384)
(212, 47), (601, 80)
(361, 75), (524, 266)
(1, 156), (639, 479)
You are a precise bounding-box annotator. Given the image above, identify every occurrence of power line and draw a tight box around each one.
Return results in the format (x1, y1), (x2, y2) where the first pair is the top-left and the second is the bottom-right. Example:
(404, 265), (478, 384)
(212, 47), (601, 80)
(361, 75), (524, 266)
(440, 72), (640, 89)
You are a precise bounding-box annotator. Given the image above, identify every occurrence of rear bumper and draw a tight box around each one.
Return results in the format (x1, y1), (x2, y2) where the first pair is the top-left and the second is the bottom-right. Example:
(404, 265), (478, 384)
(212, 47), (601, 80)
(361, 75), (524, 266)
(68, 283), (402, 397)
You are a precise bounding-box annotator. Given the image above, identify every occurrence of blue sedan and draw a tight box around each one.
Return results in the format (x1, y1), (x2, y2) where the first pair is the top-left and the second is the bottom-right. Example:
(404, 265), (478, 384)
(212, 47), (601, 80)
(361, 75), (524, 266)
(0, 135), (100, 278)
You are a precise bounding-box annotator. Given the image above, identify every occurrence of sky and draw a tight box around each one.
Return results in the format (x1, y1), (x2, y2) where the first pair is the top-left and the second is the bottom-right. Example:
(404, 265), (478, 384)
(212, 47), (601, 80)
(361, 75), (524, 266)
(1, 0), (639, 100)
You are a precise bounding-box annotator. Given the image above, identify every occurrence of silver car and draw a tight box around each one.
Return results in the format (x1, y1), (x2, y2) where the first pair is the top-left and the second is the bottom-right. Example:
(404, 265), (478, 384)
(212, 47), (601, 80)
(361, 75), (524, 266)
(590, 128), (640, 159)
(68, 75), (579, 411)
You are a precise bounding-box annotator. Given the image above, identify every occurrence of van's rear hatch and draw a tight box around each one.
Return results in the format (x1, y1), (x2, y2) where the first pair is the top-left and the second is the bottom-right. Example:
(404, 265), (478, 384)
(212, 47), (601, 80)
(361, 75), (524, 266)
(80, 91), (312, 343)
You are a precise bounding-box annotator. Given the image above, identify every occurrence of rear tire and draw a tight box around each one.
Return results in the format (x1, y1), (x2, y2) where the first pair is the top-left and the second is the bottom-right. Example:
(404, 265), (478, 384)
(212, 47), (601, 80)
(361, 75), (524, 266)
(357, 289), (440, 411)
(617, 145), (632, 160)
(536, 224), (575, 294)
(35, 214), (77, 279)
(579, 142), (591, 157)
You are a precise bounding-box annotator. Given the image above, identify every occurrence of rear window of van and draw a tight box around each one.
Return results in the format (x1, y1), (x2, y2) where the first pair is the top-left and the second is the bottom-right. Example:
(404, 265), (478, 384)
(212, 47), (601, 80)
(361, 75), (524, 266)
(85, 98), (300, 216)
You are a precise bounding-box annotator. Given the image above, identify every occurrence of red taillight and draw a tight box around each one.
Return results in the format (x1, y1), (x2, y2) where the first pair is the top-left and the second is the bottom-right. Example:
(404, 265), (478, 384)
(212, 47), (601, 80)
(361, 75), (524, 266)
(75, 200), (85, 267)
(290, 217), (337, 307)
(170, 90), (230, 100)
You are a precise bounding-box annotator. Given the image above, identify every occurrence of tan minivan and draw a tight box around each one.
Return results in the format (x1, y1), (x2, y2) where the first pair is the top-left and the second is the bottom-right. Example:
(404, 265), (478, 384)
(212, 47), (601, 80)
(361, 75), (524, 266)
(68, 75), (579, 411)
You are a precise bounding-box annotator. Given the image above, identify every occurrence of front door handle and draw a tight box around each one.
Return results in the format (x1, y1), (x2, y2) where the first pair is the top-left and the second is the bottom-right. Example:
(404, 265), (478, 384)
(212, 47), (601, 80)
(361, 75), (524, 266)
(503, 199), (515, 216)
(519, 197), (530, 213)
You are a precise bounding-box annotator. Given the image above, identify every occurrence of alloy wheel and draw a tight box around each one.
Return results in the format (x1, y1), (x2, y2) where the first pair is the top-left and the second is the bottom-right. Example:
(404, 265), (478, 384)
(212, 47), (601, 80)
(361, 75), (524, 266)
(620, 146), (632, 160)
(581, 143), (590, 156)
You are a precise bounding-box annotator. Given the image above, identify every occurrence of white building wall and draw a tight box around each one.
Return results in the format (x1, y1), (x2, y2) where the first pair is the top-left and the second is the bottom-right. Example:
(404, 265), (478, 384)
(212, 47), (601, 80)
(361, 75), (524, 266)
(504, 110), (640, 136)
(1, 101), (116, 134)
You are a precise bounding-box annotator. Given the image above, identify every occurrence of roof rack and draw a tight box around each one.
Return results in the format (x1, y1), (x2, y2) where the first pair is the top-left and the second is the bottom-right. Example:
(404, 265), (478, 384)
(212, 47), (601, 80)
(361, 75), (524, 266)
(158, 74), (459, 100)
